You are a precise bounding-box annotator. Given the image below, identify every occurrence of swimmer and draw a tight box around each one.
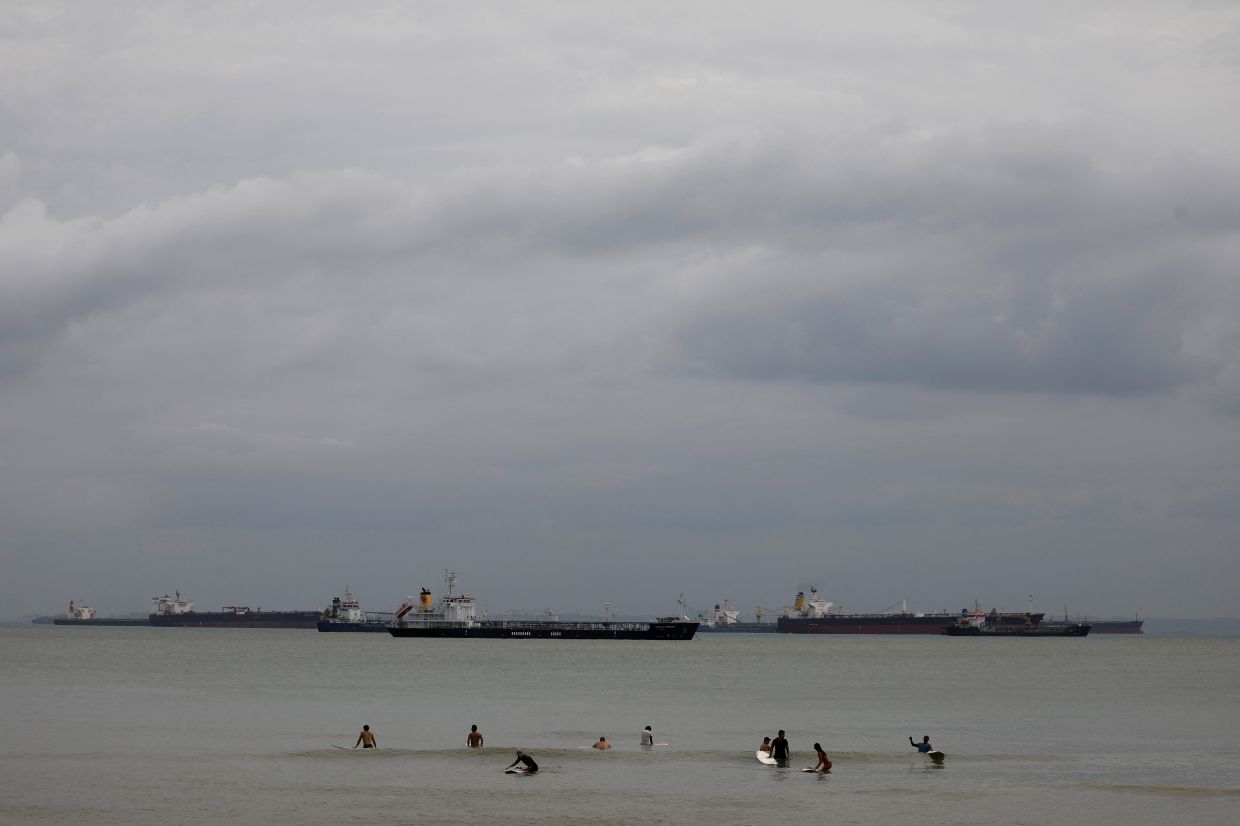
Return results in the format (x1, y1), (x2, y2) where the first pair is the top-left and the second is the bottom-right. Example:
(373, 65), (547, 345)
(593, 736), (612, 750)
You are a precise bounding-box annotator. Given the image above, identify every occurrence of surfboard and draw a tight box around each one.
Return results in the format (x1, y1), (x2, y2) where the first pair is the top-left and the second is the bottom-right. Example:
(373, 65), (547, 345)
(505, 767), (526, 774)
(801, 767), (822, 773)
(929, 750), (945, 761)
(756, 750), (777, 765)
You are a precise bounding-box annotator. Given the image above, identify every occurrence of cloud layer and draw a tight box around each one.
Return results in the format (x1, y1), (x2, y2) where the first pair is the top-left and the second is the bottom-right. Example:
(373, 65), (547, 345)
(2, 2), (1238, 617)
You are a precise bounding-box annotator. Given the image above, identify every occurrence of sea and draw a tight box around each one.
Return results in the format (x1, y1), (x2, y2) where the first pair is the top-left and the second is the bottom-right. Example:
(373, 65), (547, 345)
(1, 626), (1237, 825)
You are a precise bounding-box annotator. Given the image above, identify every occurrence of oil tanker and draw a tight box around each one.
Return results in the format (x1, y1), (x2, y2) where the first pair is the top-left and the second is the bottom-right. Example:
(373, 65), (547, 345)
(50, 601), (150, 627)
(148, 592), (320, 629)
(775, 588), (1043, 635)
(388, 574), (698, 640)
(316, 589), (392, 632)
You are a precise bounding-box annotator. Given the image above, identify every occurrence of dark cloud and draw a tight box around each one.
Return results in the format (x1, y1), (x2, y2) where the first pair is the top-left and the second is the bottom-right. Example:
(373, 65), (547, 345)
(2, 2), (1239, 618)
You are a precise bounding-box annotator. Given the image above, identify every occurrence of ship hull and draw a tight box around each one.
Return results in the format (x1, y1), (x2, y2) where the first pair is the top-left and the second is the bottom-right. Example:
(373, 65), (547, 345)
(697, 623), (777, 633)
(1042, 619), (1142, 634)
(389, 621), (698, 640)
(52, 617), (150, 627)
(149, 611), (321, 629)
(317, 621), (391, 632)
(943, 624), (1091, 637)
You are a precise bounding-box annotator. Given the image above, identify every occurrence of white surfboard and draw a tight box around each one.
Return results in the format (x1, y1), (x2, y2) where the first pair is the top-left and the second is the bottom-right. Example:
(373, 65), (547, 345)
(756, 750), (777, 765)
(505, 767), (526, 774)
(928, 750), (945, 761)
(801, 767), (822, 773)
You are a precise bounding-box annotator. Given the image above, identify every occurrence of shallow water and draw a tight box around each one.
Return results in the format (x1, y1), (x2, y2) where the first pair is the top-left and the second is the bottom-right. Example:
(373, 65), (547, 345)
(1, 627), (1237, 824)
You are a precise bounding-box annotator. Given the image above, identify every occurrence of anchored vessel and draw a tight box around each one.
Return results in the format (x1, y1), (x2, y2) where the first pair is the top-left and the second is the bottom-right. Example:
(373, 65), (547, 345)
(148, 592), (321, 629)
(388, 574), (698, 640)
(944, 611), (1091, 637)
(775, 588), (1044, 634)
(317, 589), (392, 632)
(694, 598), (777, 633)
(1040, 613), (1142, 634)
(51, 600), (150, 627)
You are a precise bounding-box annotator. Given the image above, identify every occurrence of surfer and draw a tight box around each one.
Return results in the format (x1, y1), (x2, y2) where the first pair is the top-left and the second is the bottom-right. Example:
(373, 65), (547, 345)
(506, 750), (539, 773)
(910, 735), (932, 753)
(353, 724), (377, 749)
(810, 742), (832, 773)
(758, 736), (772, 755)
(593, 736), (612, 750)
(641, 726), (654, 746)
(466, 724), (484, 748)
(771, 730), (790, 764)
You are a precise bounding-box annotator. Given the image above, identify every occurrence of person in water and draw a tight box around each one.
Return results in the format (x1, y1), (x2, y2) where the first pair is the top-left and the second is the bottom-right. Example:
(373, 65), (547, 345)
(466, 724), (484, 748)
(811, 742), (832, 773)
(506, 750), (538, 773)
(910, 735), (933, 753)
(641, 726), (654, 746)
(771, 730), (790, 764)
(354, 724), (377, 749)
(593, 736), (612, 750)
(759, 736), (772, 755)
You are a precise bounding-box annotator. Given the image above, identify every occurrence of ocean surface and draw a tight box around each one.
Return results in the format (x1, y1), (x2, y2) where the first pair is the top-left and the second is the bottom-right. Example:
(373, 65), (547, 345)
(2, 627), (1237, 825)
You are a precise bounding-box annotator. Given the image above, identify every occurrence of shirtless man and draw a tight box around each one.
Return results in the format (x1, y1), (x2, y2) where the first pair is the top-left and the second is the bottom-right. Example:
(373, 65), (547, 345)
(354, 724), (377, 749)
(466, 724), (484, 748)
(641, 726), (654, 746)
(759, 736), (772, 755)
(593, 736), (612, 750)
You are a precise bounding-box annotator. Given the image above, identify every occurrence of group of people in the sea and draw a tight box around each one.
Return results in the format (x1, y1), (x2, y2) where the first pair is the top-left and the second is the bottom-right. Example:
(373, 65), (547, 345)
(350, 722), (935, 774)
(758, 729), (832, 772)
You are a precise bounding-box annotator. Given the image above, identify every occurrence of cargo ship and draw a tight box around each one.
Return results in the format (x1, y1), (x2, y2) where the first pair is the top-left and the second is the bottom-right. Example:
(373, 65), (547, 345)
(943, 611), (1091, 636)
(775, 588), (1044, 634)
(51, 600), (150, 627)
(316, 588), (392, 632)
(388, 573), (698, 640)
(1039, 612), (1143, 634)
(694, 598), (777, 633)
(148, 592), (320, 629)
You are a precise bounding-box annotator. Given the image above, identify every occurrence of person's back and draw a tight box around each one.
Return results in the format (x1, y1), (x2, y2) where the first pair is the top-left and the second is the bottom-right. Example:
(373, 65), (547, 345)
(593, 736), (611, 750)
(467, 724), (483, 748)
(641, 726), (653, 746)
(355, 724), (377, 749)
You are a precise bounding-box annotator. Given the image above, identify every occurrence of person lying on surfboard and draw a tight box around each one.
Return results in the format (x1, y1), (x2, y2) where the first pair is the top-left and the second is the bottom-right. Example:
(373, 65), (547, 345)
(354, 724), (377, 749)
(506, 750), (539, 773)
(909, 735), (932, 753)
(593, 736), (612, 750)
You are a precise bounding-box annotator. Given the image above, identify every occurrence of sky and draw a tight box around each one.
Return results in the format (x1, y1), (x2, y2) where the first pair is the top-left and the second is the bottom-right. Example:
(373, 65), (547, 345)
(2, 1), (1238, 620)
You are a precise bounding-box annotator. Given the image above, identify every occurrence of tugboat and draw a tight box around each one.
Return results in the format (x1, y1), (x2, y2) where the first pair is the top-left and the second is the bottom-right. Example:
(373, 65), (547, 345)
(316, 588), (392, 632)
(388, 573), (698, 640)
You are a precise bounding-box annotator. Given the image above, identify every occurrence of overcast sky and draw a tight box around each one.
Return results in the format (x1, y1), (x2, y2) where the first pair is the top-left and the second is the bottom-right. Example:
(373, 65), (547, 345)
(2, 1), (1238, 620)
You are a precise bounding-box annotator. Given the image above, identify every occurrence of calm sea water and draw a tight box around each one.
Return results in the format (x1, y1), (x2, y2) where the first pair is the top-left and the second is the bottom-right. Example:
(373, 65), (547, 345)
(1, 627), (1238, 825)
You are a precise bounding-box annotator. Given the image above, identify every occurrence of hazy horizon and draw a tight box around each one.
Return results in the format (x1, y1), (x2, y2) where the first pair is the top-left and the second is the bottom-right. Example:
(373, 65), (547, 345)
(3, 2), (1238, 619)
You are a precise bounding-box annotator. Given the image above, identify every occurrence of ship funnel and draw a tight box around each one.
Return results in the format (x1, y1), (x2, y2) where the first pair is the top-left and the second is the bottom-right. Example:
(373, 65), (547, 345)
(419, 588), (433, 612)
(794, 592), (806, 612)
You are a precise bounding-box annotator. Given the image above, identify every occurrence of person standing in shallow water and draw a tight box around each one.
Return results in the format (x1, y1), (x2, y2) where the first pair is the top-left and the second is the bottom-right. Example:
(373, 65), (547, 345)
(771, 730), (790, 764)
(466, 725), (483, 748)
(593, 736), (612, 750)
(354, 725), (377, 749)
(811, 742), (832, 773)
(910, 735), (932, 753)
(641, 726), (654, 746)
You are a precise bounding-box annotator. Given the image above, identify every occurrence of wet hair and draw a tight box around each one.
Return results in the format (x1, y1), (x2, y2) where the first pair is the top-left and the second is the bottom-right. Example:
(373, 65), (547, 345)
(762, 737), (770, 743)
(363, 725), (370, 731)
(778, 730), (785, 736)
(814, 742), (823, 752)
(599, 736), (606, 741)
(471, 725), (478, 731)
